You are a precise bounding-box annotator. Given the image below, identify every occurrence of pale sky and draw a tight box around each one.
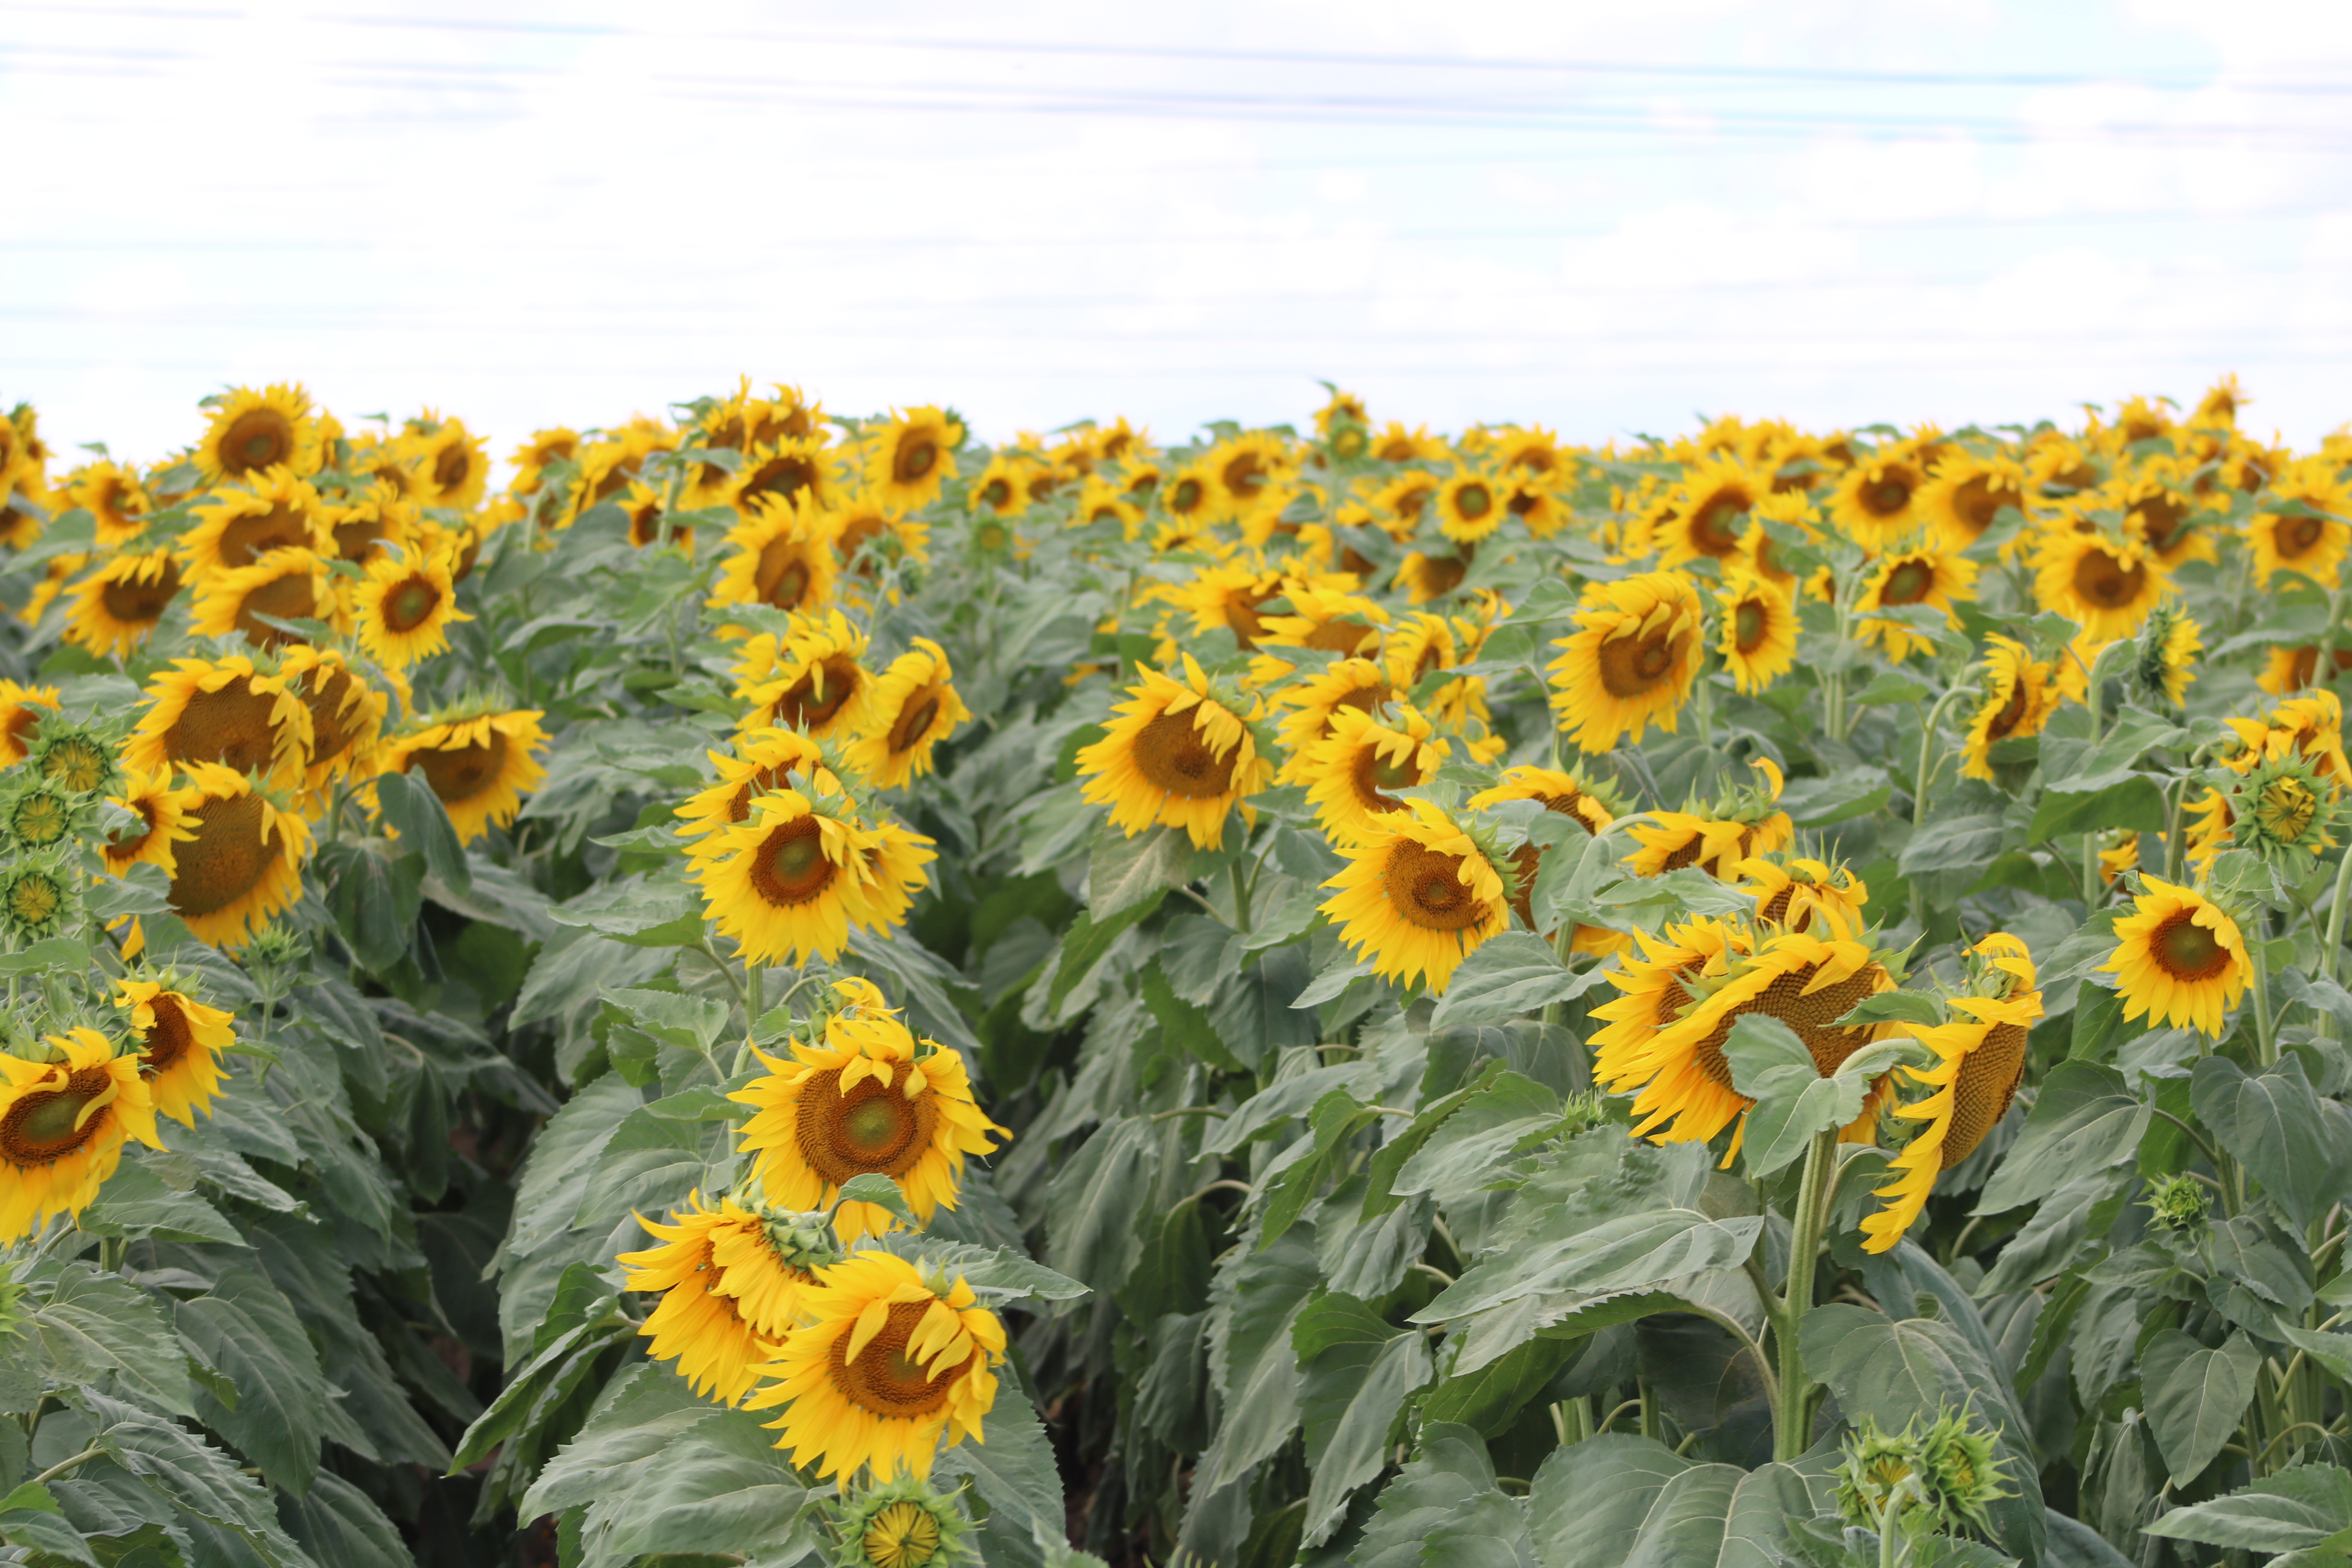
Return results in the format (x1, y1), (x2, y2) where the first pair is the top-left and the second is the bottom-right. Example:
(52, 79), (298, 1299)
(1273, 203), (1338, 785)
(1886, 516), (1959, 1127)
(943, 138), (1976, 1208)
(9, 0), (2352, 466)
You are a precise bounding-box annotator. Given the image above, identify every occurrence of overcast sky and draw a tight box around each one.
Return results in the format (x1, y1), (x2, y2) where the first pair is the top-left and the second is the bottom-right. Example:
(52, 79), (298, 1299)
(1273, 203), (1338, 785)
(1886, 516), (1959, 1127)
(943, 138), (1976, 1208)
(9, 0), (2352, 466)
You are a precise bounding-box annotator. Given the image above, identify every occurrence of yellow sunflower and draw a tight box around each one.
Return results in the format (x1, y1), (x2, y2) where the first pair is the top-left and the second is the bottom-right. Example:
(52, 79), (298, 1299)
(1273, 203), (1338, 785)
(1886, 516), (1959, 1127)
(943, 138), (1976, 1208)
(748, 1250), (1005, 1482)
(280, 646), (388, 795)
(321, 488), (420, 566)
(734, 436), (838, 517)
(2223, 691), (2352, 788)
(2258, 645), (2352, 697)
(1547, 571), (1704, 754)
(1623, 761), (1793, 880)
(400, 413), (489, 510)
(354, 547), (469, 669)
(193, 384), (322, 484)
(2033, 530), (2168, 642)
(864, 407), (964, 513)
(834, 494), (926, 576)
(1269, 658), (1392, 778)
(1319, 798), (1510, 994)
(1394, 550), (1471, 605)
(1916, 450), (2030, 550)
(1828, 450), (1926, 551)
(124, 655), (313, 791)
(968, 455), (1039, 519)
(1856, 544), (1979, 661)
(1245, 582), (1389, 686)
(378, 709), (548, 844)
(189, 546), (340, 649)
(1860, 935), (2041, 1253)
(1072, 476), (1144, 538)
(677, 728), (839, 861)
(732, 979), (1007, 1240)
(2132, 600), (2203, 707)
(2249, 459), (2352, 589)
(1301, 704), (1447, 849)
(2112, 465), (2214, 571)
(0, 1028), (164, 1244)
(616, 1192), (798, 1406)
(349, 435), (430, 507)
(2103, 876), (2249, 1037)
(64, 550), (182, 657)
(1203, 432), (1290, 522)
(1716, 571), (1798, 694)
(180, 469), (326, 579)
(63, 460), (154, 547)
(1735, 855), (1870, 940)
(710, 493), (844, 618)
(1433, 470), (1507, 546)
(1959, 636), (2059, 781)
(1370, 422), (1446, 465)
(1365, 472), (1437, 541)
(845, 641), (971, 789)
(1157, 460), (1219, 530)
(1181, 564), (1284, 650)
(741, 611), (876, 739)
(113, 978), (233, 1127)
(103, 768), (201, 878)
(508, 427), (580, 496)
(1655, 455), (1763, 567)
(166, 763), (313, 947)
(1465, 765), (1622, 953)
(1076, 656), (1271, 851)
(692, 790), (925, 965)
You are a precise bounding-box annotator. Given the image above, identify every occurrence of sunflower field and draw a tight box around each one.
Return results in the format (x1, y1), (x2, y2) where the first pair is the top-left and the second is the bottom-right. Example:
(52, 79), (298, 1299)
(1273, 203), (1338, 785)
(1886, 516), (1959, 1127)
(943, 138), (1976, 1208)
(2, 376), (2352, 1568)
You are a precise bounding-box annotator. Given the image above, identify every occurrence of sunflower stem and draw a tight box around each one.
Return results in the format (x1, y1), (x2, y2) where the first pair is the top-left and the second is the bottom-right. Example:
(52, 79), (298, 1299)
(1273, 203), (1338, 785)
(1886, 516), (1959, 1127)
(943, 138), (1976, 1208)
(2252, 937), (2279, 1067)
(1773, 1128), (1839, 1463)
(2321, 844), (2352, 1011)
(2079, 654), (2106, 908)
(1230, 857), (1252, 935)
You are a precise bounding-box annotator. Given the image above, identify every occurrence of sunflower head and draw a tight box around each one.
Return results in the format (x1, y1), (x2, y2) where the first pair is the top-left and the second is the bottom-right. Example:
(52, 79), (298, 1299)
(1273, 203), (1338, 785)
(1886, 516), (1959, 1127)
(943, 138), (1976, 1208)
(2144, 1171), (2211, 1232)
(380, 707), (549, 844)
(1837, 1409), (2013, 1543)
(194, 384), (322, 484)
(0, 853), (75, 944)
(2128, 598), (2203, 708)
(1076, 655), (1271, 851)
(2102, 874), (2249, 1037)
(1, 778), (84, 853)
(25, 716), (120, 799)
(831, 1477), (972, 1568)
(1736, 855), (1870, 940)
(0, 1027), (165, 1244)
(113, 975), (235, 1127)
(1716, 571), (1798, 694)
(1319, 798), (1510, 994)
(166, 763), (314, 948)
(2223, 750), (2343, 863)
(2031, 525), (2168, 641)
(1548, 571), (1704, 754)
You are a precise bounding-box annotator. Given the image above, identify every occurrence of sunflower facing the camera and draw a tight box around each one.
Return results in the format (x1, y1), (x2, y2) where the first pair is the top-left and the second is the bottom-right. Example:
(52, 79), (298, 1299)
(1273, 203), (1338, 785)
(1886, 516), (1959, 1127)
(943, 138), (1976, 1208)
(1077, 655), (1270, 851)
(378, 708), (550, 842)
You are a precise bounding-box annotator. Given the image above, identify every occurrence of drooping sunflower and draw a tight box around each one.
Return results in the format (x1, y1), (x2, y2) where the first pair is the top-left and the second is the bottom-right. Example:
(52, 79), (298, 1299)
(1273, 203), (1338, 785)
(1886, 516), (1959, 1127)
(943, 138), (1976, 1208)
(1959, 636), (2060, 781)
(749, 1250), (1006, 1482)
(1736, 855), (1870, 940)
(1548, 571), (1704, 754)
(124, 655), (313, 790)
(180, 469), (326, 579)
(1071, 475), (1144, 539)
(1076, 656), (1271, 851)
(2032, 530), (2168, 642)
(280, 645), (388, 794)
(1623, 760), (1793, 880)
(694, 790), (923, 965)
(1298, 704), (1444, 848)
(1828, 451), (1926, 551)
(193, 383), (322, 484)
(710, 492), (844, 618)
(190, 545), (341, 649)
(865, 407), (964, 513)
(1181, 564), (1284, 650)
(847, 818), (937, 936)
(2249, 459), (2352, 589)
(845, 641), (971, 789)
(0, 680), (57, 765)
(733, 980), (1007, 1240)
(114, 978), (233, 1127)
(0, 1028), (164, 1244)
(63, 460), (153, 547)
(2103, 876), (2249, 1037)
(1860, 935), (2041, 1253)
(1319, 798), (1510, 994)
(400, 413), (489, 509)
(508, 427), (580, 496)
(2127, 599), (2203, 708)
(1433, 470), (1507, 546)
(1655, 455), (1763, 567)
(1915, 450), (2030, 550)
(64, 550), (182, 657)
(1503, 474), (1569, 538)
(1856, 544), (1979, 661)
(677, 728), (839, 860)
(1716, 571), (1798, 694)
(353, 547), (470, 668)
(103, 767), (200, 878)
(166, 763), (313, 947)
(734, 436), (838, 517)
(378, 708), (549, 844)
(616, 1192), (802, 1405)
(743, 612), (876, 739)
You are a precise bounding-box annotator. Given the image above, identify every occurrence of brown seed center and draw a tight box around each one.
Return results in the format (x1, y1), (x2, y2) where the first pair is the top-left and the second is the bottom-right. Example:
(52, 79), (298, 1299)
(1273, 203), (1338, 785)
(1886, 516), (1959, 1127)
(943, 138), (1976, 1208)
(1132, 711), (1236, 799)
(1380, 841), (1488, 932)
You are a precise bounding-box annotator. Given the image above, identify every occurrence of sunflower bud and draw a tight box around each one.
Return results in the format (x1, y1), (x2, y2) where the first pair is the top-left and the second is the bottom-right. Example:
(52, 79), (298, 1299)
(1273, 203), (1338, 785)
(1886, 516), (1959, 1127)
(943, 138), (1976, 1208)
(828, 1476), (972, 1568)
(1835, 1408), (2011, 1543)
(2144, 1172), (2210, 1232)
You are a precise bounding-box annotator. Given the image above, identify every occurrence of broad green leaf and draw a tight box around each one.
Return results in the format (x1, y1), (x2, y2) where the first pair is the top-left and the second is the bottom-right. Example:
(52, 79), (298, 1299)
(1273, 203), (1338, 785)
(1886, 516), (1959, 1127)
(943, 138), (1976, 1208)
(1355, 1425), (1501, 1568)
(2141, 1464), (2352, 1551)
(26, 1263), (197, 1419)
(84, 1391), (307, 1563)
(175, 1268), (328, 1495)
(1045, 894), (1164, 1014)
(1428, 933), (1611, 1028)
(1780, 766), (1892, 827)
(1293, 1293), (1434, 1547)
(546, 875), (704, 948)
(1201, 1227), (1320, 1490)
(0, 1491), (99, 1568)
(834, 1173), (920, 1229)
(1526, 1433), (1816, 1568)
(1900, 811), (2008, 876)
(1390, 1071), (1560, 1212)
(869, 1239), (1089, 1304)
(936, 1384), (1065, 1546)
(276, 1471), (416, 1568)
(1424, 1334), (1580, 1436)
(2141, 1329), (2260, 1483)
(1415, 1210), (1765, 1322)
(2193, 1053), (2341, 1231)
(1044, 1116), (1155, 1291)
(1141, 958), (1247, 1073)
(78, 1157), (244, 1246)
(1725, 1017), (1924, 1178)
(1088, 822), (1200, 919)
(1975, 1061), (2150, 1214)
(373, 767), (473, 897)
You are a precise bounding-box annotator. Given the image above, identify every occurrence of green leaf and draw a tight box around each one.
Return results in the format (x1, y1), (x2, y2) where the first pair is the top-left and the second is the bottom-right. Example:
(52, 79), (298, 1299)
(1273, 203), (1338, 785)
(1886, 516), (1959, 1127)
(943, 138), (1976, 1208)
(373, 768), (472, 897)
(319, 840), (425, 974)
(84, 1391), (306, 1563)
(2028, 775), (2168, 844)
(1088, 823), (1204, 919)
(1046, 894), (1164, 1014)
(1390, 1072), (1560, 1213)
(2141, 1329), (2260, 1484)
(1044, 1116), (1155, 1292)
(1780, 766), (1893, 828)
(1293, 1293), (1435, 1547)
(1975, 1061), (2150, 1214)
(0, 936), (94, 976)
(1355, 1426), (1502, 1568)
(1900, 811), (2009, 876)
(1415, 1210), (1765, 1322)
(935, 1383), (1066, 1547)
(1425, 1335), (1580, 1437)
(174, 1268), (327, 1495)
(2141, 1464), (2352, 1551)
(1429, 932), (1613, 1028)
(77, 1159), (244, 1246)
(25, 1263), (197, 1419)
(1526, 1433), (1817, 1568)
(597, 988), (730, 1054)
(83, 863), (172, 922)
(1140, 958), (1247, 1074)
(2193, 1054), (2341, 1231)
(545, 875), (704, 948)
(1726, 1017), (1925, 1178)
(276, 1471), (416, 1568)
(1201, 1229), (1321, 1491)
(867, 1239), (1090, 1304)
(1361, 1060), (1509, 1219)
(1837, 991), (1945, 1027)
(834, 1174), (921, 1230)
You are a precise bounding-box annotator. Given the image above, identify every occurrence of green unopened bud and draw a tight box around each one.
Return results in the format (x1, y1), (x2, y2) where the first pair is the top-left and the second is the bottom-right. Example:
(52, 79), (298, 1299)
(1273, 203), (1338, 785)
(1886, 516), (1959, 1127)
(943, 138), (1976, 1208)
(2145, 1172), (2210, 1232)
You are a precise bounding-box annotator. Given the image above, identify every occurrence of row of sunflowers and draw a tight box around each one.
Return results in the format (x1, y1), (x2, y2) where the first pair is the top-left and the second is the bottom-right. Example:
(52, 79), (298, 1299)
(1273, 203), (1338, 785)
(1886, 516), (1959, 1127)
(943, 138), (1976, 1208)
(0, 370), (2347, 1568)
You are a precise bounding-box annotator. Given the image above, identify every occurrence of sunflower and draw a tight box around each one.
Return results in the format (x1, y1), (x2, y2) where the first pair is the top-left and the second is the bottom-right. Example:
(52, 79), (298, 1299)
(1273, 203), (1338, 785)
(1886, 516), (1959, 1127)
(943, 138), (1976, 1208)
(124, 655), (313, 790)
(2104, 876), (2249, 1037)
(749, 1250), (1005, 1482)
(400, 414), (489, 509)
(113, 978), (233, 1127)
(1430, 470), (1505, 546)
(2223, 751), (2343, 863)
(378, 708), (548, 844)
(1393, 550), (1470, 605)
(845, 641), (971, 789)
(1363, 472), (1436, 543)
(166, 763), (313, 947)
(1076, 656), (1271, 851)
(1269, 658), (1391, 776)
(280, 646), (388, 794)
(1367, 422), (1443, 464)
(834, 494), (925, 575)
(863, 407), (963, 513)
(2112, 465), (2215, 571)
(1548, 571), (1704, 754)
(2248, 459), (2352, 589)
(1828, 451), (1926, 551)
(193, 384), (322, 484)
(189, 546), (339, 649)
(63, 550), (182, 657)
(63, 460), (153, 547)
(710, 494), (843, 618)
(1716, 571), (1798, 694)
(180, 469), (326, 579)
(1302, 704), (1448, 848)
(616, 1192), (805, 1405)
(350, 435), (430, 506)
(1202, 432), (1289, 522)
(1623, 761), (1794, 881)
(1856, 544), (1979, 661)
(1915, 451), (2029, 550)
(1958, 636), (2059, 781)
(1860, 935), (2041, 1253)
(734, 436), (837, 518)
(2127, 599), (2202, 708)
(733, 981), (1007, 1241)
(677, 728), (839, 860)
(2032, 529), (2170, 642)
(2223, 691), (2352, 787)
(0, 1028), (164, 1244)
(2260, 645), (2352, 697)
(354, 547), (469, 668)
(508, 427), (580, 496)
(103, 768), (200, 878)
(835, 1478), (969, 1568)
(1465, 765), (1622, 950)
(1071, 476), (1144, 539)
(1735, 855), (1870, 940)
(2098, 832), (2141, 887)
(1245, 582), (1389, 685)
(1595, 924), (1889, 1158)
(743, 612), (876, 739)
(1734, 492), (1819, 591)
(848, 818), (936, 937)
(2181, 789), (2234, 874)
(692, 789), (917, 965)
(1181, 564), (1284, 649)
(321, 488), (419, 565)
(2027, 434), (2101, 495)
(967, 455), (1038, 519)
(0, 855), (74, 943)
(1319, 798), (1509, 994)
(1652, 456), (1762, 567)
(3, 779), (78, 852)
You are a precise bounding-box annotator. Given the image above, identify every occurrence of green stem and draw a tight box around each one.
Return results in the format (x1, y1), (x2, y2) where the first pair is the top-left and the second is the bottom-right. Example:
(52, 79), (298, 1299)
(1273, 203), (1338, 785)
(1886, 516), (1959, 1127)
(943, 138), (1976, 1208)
(1912, 687), (1967, 829)
(2253, 937), (2279, 1067)
(2080, 654), (2106, 906)
(2322, 845), (2352, 1003)
(1230, 857), (1253, 935)
(1773, 1129), (1839, 1462)
(29, 1446), (104, 1488)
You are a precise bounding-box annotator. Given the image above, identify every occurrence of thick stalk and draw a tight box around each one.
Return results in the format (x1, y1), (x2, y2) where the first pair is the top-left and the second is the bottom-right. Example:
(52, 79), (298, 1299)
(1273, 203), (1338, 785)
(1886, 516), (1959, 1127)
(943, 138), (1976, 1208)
(2079, 653), (2106, 906)
(2322, 844), (2352, 997)
(1230, 857), (1253, 935)
(1912, 687), (1967, 829)
(2252, 937), (2279, 1067)
(1773, 1130), (1840, 1462)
